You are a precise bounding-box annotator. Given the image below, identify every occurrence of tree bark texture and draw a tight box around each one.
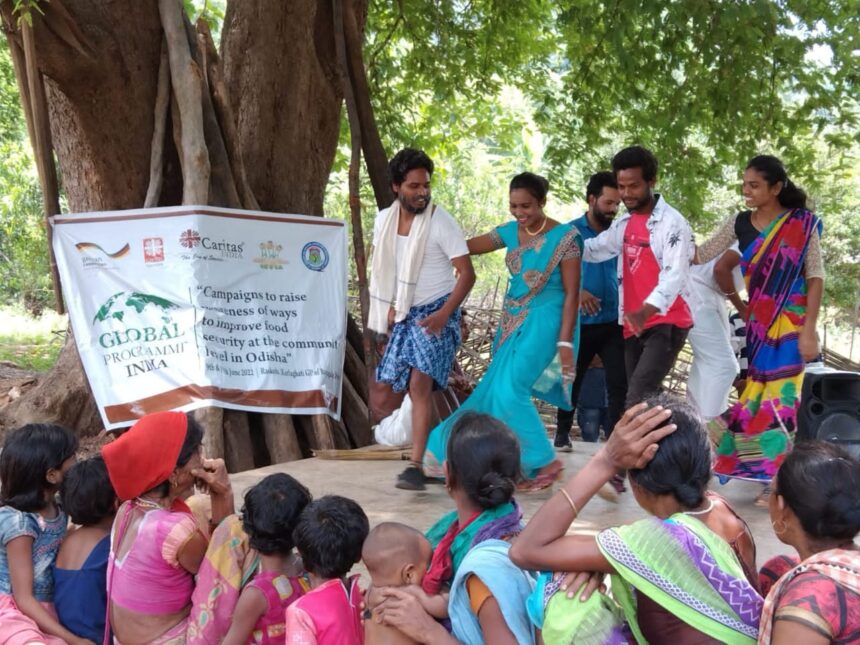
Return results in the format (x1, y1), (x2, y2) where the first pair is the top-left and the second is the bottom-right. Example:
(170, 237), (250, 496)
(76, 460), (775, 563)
(0, 0), (374, 470)
(144, 39), (171, 208)
(221, 0), (342, 215)
(159, 0), (210, 204)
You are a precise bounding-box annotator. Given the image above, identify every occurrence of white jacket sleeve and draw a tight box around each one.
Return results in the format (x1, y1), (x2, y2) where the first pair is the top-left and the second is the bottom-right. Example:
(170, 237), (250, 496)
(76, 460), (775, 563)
(584, 217), (625, 262)
(644, 215), (695, 314)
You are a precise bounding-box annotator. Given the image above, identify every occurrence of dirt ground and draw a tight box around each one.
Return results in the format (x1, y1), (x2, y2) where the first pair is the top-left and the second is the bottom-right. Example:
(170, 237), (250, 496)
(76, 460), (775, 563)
(0, 361), (38, 408)
(0, 360), (109, 455)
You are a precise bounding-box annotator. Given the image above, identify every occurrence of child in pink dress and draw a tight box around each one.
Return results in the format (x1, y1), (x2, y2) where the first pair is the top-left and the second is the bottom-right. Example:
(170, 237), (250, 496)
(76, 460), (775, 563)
(222, 474), (313, 644)
(286, 496), (369, 644)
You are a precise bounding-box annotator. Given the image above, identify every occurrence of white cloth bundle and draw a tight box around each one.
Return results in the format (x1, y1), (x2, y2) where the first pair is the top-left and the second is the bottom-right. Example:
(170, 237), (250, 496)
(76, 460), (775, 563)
(373, 394), (413, 446)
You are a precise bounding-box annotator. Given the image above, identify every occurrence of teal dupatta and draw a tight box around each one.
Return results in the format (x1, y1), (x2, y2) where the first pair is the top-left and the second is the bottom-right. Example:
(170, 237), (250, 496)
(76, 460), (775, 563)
(425, 502), (516, 577)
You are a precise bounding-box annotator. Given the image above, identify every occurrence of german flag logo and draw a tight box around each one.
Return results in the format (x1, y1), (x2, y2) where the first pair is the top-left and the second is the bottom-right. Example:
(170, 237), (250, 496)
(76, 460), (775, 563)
(75, 242), (131, 258)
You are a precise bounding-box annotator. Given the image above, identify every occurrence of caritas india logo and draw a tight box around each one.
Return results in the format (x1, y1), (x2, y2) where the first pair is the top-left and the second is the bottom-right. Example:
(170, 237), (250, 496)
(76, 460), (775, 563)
(180, 229), (201, 249)
(143, 237), (164, 263)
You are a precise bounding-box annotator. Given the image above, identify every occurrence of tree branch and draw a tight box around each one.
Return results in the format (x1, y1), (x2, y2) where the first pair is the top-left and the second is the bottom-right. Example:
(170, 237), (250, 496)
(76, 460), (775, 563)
(187, 15), (241, 209)
(158, 0), (210, 205)
(144, 38), (170, 208)
(333, 0), (370, 331)
(39, 0), (95, 62)
(342, 0), (392, 209)
(197, 19), (260, 211)
(19, 19), (64, 313)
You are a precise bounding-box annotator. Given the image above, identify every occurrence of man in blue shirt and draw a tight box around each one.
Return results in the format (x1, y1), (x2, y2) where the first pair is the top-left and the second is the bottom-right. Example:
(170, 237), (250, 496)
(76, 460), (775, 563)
(555, 172), (628, 451)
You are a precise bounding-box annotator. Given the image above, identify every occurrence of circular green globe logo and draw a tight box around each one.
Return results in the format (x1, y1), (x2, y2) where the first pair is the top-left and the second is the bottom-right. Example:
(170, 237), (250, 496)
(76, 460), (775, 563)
(93, 291), (183, 350)
(93, 291), (178, 326)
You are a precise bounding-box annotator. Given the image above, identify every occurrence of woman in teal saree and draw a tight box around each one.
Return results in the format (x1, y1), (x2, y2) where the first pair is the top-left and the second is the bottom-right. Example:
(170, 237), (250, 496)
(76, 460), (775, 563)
(424, 172), (582, 489)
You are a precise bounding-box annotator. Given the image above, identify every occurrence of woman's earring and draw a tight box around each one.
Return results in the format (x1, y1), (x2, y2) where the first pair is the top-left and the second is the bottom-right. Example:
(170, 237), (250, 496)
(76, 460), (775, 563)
(771, 519), (787, 536)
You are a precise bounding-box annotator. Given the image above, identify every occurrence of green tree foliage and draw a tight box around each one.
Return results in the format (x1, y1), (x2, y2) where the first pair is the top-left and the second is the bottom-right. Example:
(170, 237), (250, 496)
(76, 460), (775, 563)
(0, 40), (51, 313)
(365, 0), (858, 220)
(812, 148), (860, 320)
(539, 1), (858, 215)
(357, 0), (859, 313)
(364, 0), (555, 157)
(184, 0), (226, 39)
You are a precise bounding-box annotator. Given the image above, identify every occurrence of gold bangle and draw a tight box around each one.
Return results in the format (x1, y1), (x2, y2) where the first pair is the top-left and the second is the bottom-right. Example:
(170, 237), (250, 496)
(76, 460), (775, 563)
(559, 488), (578, 516)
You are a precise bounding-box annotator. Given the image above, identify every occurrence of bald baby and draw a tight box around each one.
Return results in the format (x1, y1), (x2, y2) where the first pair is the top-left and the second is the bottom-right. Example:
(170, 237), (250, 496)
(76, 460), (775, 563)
(363, 522), (433, 587)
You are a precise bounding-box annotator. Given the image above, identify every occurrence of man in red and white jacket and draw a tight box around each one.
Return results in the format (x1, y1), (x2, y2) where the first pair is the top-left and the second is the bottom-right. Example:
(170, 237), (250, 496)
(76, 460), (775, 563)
(584, 146), (695, 406)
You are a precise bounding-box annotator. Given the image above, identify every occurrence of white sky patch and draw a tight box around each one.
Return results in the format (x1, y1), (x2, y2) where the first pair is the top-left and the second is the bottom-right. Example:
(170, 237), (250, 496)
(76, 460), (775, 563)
(805, 43), (834, 67)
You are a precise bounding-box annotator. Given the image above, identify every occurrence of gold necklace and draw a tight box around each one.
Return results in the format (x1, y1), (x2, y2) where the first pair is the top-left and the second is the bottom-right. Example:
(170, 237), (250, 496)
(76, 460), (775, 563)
(134, 496), (164, 511)
(525, 215), (547, 236)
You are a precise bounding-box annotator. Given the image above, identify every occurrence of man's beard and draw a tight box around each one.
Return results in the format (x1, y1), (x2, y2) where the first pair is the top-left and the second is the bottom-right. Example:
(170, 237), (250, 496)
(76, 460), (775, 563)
(626, 191), (652, 213)
(399, 193), (430, 214)
(592, 207), (615, 229)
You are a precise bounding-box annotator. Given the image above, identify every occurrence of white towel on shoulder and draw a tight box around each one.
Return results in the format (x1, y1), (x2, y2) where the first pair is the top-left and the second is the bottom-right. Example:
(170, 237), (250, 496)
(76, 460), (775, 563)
(368, 201), (434, 333)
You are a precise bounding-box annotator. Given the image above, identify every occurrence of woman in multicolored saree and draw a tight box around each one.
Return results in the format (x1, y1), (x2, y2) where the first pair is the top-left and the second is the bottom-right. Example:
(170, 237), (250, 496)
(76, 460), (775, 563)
(695, 156), (823, 497)
(424, 172), (582, 490)
(510, 395), (763, 645)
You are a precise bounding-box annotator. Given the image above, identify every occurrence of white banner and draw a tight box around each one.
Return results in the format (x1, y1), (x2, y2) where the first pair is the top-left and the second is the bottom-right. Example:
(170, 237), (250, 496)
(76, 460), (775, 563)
(51, 206), (347, 430)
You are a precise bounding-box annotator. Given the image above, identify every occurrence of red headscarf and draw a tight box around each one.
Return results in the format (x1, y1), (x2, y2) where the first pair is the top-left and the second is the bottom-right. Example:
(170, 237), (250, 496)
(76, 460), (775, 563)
(102, 411), (188, 501)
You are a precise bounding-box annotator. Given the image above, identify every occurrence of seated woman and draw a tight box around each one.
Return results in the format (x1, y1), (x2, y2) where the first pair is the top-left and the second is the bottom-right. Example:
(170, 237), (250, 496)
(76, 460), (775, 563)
(376, 412), (536, 644)
(510, 394), (762, 645)
(187, 514), (258, 643)
(758, 441), (860, 645)
(101, 411), (233, 644)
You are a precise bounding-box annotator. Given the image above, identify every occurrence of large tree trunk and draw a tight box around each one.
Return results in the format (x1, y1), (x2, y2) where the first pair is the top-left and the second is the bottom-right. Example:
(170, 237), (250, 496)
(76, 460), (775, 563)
(0, 1), (163, 436)
(0, 0), (372, 467)
(221, 1), (342, 215)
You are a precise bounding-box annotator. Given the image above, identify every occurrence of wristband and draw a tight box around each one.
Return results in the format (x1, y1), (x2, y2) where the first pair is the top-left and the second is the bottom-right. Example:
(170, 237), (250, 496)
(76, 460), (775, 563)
(556, 341), (574, 348)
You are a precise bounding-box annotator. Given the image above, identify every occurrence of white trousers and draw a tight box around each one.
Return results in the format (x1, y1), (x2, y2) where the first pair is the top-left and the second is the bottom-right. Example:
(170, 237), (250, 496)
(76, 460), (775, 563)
(687, 299), (739, 419)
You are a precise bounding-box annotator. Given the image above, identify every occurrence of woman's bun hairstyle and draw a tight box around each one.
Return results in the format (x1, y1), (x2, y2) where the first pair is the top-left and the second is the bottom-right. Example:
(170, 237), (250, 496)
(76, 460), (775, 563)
(445, 412), (521, 509)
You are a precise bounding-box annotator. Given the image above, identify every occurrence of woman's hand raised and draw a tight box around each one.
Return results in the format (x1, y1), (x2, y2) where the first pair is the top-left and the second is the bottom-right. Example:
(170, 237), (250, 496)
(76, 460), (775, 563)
(192, 458), (231, 497)
(601, 402), (676, 470)
(193, 457), (234, 523)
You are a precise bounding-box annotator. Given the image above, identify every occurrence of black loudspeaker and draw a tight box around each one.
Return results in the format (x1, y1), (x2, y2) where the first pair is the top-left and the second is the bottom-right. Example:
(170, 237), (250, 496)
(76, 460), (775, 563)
(797, 369), (860, 459)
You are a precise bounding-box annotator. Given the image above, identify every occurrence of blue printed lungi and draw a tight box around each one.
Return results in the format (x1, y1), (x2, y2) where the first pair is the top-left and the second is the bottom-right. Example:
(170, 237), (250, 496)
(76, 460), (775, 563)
(376, 294), (461, 392)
